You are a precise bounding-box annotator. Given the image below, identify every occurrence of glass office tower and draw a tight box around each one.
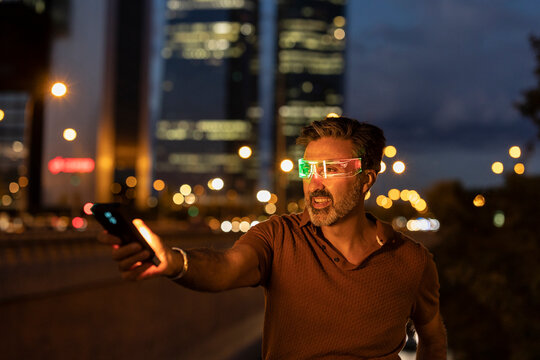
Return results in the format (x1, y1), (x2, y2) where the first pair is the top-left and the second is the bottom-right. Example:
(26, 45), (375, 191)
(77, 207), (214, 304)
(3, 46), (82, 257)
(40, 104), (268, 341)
(274, 0), (347, 200)
(151, 0), (259, 206)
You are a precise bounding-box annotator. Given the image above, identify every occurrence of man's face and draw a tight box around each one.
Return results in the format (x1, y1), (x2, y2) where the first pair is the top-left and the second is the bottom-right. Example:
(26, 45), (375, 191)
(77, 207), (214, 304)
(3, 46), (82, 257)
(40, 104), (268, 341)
(303, 137), (365, 226)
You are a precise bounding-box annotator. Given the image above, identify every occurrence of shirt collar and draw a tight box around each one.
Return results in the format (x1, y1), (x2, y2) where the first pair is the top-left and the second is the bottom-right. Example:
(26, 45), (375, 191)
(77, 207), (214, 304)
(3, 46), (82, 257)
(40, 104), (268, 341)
(299, 210), (396, 246)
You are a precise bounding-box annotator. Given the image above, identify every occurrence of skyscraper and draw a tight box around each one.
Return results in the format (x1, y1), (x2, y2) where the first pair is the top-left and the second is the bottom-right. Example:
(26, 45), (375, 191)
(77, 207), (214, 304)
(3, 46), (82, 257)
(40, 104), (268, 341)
(274, 0), (347, 200)
(151, 0), (260, 207)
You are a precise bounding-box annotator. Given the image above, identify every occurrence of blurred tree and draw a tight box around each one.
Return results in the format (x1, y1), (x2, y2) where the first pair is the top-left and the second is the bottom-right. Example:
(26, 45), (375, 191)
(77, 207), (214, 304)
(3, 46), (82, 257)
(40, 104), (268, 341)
(427, 177), (540, 360)
(515, 34), (540, 139)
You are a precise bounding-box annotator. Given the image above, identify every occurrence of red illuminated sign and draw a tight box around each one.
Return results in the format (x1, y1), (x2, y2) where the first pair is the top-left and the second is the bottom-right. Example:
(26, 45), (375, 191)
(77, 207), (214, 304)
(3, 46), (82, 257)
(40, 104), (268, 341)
(48, 157), (95, 174)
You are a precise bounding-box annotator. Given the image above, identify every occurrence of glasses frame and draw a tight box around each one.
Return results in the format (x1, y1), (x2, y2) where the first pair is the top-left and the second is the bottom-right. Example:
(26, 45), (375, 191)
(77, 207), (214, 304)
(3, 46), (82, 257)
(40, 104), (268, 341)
(298, 157), (362, 179)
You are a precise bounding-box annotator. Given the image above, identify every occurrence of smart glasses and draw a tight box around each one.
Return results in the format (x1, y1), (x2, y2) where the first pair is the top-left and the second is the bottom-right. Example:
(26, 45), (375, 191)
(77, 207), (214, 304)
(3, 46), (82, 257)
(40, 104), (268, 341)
(298, 158), (362, 179)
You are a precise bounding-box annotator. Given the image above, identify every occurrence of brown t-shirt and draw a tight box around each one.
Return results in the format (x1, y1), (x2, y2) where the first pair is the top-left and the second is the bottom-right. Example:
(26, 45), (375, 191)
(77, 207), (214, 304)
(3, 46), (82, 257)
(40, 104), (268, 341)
(236, 211), (440, 359)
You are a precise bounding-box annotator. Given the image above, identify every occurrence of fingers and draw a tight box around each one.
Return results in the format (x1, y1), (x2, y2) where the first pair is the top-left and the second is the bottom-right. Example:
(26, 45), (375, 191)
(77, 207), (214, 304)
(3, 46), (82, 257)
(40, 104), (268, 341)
(111, 241), (143, 261)
(117, 248), (151, 272)
(121, 262), (153, 281)
(97, 231), (122, 246)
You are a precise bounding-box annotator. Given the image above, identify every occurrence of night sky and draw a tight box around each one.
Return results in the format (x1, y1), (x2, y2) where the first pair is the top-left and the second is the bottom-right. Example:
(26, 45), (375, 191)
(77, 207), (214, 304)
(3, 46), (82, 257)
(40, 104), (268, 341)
(345, 0), (540, 192)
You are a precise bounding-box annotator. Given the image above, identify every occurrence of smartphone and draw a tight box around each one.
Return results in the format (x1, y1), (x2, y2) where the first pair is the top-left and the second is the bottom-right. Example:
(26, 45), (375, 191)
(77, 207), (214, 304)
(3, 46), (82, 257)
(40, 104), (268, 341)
(91, 203), (160, 266)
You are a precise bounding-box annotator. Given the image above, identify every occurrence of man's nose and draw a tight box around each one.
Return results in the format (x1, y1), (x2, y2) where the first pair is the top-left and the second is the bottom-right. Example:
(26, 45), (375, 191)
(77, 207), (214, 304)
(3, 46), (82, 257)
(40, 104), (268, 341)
(307, 171), (325, 191)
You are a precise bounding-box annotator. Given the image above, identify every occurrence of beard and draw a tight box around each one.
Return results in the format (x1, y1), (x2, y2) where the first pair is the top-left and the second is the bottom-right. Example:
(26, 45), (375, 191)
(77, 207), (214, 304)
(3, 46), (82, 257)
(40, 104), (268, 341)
(306, 177), (365, 227)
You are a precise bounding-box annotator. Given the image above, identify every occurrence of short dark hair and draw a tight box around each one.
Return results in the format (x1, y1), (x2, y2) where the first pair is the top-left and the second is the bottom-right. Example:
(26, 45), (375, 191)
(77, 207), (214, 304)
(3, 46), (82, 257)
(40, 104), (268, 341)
(296, 116), (386, 173)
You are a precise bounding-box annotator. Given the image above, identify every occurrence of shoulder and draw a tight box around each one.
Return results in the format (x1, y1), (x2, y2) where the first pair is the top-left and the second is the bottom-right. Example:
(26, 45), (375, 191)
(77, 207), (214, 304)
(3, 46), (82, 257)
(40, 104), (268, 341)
(379, 220), (434, 272)
(251, 212), (304, 234)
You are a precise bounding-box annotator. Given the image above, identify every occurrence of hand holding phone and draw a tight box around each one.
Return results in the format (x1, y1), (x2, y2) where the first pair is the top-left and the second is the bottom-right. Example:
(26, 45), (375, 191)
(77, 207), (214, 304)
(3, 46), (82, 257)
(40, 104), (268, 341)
(91, 203), (161, 266)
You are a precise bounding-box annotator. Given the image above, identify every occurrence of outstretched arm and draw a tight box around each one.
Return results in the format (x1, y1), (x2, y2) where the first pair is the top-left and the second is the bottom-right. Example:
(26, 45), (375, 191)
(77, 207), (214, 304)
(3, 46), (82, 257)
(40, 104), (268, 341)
(98, 225), (261, 292)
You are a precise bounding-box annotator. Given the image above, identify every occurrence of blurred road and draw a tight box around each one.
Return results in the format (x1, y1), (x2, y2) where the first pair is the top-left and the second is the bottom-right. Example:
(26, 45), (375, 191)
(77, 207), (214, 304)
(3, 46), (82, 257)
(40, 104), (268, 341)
(0, 229), (265, 360)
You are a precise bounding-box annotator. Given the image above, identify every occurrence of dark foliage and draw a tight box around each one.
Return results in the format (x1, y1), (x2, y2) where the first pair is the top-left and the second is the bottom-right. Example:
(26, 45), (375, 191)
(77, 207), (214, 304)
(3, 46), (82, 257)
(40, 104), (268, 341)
(427, 177), (540, 360)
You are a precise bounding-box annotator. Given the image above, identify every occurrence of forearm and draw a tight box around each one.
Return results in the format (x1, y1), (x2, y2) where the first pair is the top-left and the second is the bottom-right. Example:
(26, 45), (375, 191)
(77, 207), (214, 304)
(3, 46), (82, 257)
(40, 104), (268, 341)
(167, 247), (258, 292)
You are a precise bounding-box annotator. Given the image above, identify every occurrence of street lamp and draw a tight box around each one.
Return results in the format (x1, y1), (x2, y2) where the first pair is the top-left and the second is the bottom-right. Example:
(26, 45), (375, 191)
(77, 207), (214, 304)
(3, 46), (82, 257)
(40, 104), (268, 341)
(63, 128), (77, 141)
(51, 82), (67, 97)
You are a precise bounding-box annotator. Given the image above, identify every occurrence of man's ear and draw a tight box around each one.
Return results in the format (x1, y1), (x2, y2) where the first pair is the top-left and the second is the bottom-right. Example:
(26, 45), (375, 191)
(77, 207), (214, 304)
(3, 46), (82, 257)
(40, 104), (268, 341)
(361, 170), (377, 194)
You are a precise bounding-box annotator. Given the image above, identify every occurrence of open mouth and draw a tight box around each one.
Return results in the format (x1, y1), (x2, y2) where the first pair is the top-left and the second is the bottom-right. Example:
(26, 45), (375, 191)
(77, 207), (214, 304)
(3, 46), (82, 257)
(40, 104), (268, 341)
(311, 196), (332, 209)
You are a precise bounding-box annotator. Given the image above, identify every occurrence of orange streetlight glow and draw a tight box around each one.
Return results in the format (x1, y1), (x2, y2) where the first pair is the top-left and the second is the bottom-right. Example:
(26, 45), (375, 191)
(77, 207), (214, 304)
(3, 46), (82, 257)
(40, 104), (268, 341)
(153, 179), (165, 191)
(51, 82), (67, 97)
(388, 188), (400, 201)
(491, 161), (504, 174)
(509, 146), (521, 159)
(384, 146), (397, 158)
(473, 194), (485, 207)
(514, 163), (525, 175)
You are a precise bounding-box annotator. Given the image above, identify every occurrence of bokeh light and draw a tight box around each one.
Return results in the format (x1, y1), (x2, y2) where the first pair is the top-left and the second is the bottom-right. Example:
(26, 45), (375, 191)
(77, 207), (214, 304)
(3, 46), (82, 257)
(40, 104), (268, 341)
(18, 176), (29, 188)
(280, 159), (294, 172)
(388, 188), (400, 201)
(51, 82), (67, 97)
(364, 190), (371, 200)
(491, 161), (504, 174)
(384, 146), (397, 158)
(414, 199), (427, 212)
(287, 202), (299, 213)
(379, 161), (386, 174)
(221, 221), (232, 232)
(153, 179), (165, 191)
(173, 193), (185, 205)
(185, 193), (196, 204)
(9, 182), (20, 193)
(72, 217), (87, 230)
(63, 128), (77, 141)
(210, 177), (224, 190)
(239, 221), (251, 232)
(400, 190), (409, 201)
(493, 211), (505, 228)
(257, 190), (271, 202)
(392, 161), (406, 174)
(333, 16), (346, 27)
(333, 28), (345, 40)
(473, 194), (485, 207)
(265, 203), (277, 214)
(126, 176), (137, 188)
(0, 109), (4, 121)
(508, 146), (521, 159)
(12, 141), (23, 152)
(187, 206), (199, 217)
(180, 184), (192, 196)
(514, 163), (525, 175)
(238, 146), (252, 159)
(83, 202), (94, 215)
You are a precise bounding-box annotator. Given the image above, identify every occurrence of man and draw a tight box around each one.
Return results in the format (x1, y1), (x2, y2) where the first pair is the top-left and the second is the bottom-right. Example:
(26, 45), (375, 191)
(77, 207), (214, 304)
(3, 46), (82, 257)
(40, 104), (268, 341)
(99, 116), (447, 359)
